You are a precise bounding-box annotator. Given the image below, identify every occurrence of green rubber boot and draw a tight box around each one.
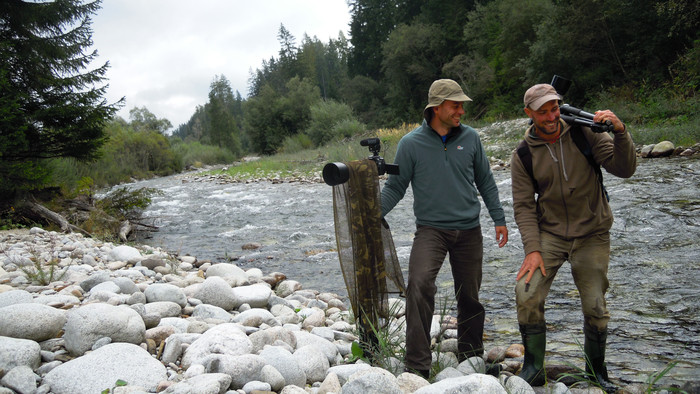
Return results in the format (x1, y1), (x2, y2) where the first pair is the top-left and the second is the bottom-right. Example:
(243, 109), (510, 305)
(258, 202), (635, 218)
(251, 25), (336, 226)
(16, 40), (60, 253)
(584, 325), (618, 393)
(518, 323), (546, 386)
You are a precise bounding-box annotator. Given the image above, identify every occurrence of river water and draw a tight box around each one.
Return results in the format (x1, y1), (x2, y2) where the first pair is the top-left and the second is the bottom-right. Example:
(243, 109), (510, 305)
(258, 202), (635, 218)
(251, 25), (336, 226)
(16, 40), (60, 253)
(127, 156), (699, 386)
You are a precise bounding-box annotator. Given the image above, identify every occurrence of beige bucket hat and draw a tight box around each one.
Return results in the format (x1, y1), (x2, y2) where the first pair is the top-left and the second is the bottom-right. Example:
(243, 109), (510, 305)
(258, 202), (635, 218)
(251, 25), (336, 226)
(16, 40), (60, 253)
(424, 79), (471, 119)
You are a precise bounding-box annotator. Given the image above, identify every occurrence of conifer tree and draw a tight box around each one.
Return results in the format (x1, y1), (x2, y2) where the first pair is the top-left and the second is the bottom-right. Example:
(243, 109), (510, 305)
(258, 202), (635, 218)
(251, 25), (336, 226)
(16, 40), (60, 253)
(0, 0), (121, 194)
(207, 75), (241, 156)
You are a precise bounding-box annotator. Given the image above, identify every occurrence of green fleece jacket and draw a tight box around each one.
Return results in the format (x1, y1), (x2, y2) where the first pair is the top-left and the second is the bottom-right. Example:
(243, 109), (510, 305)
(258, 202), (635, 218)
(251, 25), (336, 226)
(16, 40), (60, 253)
(380, 120), (506, 230)
(510, 120), (637, 255)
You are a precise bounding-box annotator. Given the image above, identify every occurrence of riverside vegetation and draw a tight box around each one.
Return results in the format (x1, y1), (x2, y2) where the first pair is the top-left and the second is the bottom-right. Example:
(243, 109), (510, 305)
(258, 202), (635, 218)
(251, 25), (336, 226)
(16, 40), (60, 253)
(218, 116), (700, 184)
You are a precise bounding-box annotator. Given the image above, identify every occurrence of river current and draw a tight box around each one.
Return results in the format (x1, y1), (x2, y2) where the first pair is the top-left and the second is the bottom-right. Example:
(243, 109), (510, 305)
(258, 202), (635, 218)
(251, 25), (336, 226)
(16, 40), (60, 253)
(127, 156), (699, 386)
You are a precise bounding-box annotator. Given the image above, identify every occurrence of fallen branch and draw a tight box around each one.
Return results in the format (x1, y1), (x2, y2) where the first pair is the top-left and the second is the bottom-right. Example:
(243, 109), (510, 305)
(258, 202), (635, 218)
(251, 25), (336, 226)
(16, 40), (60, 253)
(21, 199), (92, 237)
(130, 220), (159, 230)
(24, 200), (71, 233)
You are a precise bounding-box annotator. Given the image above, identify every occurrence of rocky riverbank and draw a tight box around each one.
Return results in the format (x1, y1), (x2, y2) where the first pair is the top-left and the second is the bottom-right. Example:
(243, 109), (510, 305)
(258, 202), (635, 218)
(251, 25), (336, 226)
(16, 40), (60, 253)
(0, 228), (694, 394)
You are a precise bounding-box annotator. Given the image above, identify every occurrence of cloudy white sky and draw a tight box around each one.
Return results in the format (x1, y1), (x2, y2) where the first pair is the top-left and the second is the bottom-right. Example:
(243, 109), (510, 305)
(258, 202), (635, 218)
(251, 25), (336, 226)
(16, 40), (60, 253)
(89, 0), (352, 129)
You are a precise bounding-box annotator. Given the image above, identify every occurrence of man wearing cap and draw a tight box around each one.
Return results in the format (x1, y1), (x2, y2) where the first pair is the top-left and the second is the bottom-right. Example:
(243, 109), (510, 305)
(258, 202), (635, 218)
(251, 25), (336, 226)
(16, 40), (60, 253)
(381, 79), (509, 379)
(510, 83), (636, 391)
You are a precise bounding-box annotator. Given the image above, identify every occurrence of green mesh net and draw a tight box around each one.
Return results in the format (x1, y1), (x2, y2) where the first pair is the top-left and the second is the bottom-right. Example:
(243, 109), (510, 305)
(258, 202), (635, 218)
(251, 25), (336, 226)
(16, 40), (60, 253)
(331, 159), (406, 343)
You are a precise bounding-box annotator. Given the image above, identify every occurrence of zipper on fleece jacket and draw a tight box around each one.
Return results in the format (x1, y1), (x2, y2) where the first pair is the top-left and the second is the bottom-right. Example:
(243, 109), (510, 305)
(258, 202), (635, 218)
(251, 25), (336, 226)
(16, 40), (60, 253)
(433, 128), (449, 157)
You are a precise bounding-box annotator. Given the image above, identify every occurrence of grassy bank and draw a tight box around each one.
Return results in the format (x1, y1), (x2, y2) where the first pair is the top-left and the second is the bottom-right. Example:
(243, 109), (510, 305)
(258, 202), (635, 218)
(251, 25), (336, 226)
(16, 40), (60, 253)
(590, 86), (700, 147)
(221, 123), (420, 181)
(220, 109), (699, 182)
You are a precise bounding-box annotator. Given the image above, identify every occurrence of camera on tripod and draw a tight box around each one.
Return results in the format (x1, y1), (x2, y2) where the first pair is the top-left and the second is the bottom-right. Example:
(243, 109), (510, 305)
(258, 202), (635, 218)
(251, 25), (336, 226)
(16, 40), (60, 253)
(550, 75), (615, 133)
(322, 138), (399, 186)
(360, 138), (399, 177)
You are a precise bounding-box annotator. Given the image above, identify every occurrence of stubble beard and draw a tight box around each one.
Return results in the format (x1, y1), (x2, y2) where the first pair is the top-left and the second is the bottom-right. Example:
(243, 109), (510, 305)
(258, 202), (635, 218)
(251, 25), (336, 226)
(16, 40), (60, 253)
(536, 118), (560, 135)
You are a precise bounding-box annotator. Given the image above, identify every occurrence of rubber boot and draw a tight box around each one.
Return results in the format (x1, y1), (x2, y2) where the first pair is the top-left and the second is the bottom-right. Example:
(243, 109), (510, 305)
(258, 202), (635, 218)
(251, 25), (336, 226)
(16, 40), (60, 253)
(404, 367), (429, 379)
(584, 325), (618, 393)
(518, 323), (546, 386)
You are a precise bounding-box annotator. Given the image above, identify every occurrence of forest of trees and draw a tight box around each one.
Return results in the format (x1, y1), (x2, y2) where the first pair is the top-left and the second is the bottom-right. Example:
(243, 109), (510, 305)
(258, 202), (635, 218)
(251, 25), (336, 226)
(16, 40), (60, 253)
(1, 0), (698, 205)
(174, 0), (698, 156)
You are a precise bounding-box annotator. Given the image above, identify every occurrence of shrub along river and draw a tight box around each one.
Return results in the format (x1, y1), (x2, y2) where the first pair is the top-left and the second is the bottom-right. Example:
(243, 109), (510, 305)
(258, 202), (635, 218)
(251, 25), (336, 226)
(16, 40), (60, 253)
(128, 152), (699, 386)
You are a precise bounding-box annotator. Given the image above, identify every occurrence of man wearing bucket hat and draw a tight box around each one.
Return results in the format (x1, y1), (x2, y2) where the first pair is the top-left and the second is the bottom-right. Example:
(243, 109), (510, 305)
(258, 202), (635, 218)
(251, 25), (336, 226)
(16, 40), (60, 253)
(510, 83), (636, 391)
(381, 79), (509, 379)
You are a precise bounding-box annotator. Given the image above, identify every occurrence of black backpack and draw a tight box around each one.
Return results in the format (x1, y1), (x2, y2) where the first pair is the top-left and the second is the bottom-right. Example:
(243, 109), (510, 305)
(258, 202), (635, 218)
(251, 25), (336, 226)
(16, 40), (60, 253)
(516, 126), (609, 201)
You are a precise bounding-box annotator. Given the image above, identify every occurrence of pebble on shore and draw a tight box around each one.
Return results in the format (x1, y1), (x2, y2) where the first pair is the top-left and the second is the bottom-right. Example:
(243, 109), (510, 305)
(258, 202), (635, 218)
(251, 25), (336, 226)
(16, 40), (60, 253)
(1, 227), (641, 394)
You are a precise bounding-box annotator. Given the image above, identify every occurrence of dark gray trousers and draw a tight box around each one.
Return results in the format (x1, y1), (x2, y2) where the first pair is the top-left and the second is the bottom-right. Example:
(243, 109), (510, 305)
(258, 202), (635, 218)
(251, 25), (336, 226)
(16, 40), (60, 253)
(404, 225), (484, 371)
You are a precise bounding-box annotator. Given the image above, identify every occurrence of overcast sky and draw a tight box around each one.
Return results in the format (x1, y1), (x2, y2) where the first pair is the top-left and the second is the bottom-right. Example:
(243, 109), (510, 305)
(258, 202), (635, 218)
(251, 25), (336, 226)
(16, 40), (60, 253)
(89, 0), (352, 129)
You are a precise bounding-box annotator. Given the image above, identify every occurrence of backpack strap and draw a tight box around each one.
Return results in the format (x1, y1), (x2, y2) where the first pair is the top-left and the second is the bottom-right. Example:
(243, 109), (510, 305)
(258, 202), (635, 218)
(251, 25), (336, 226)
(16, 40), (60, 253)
(516, 140), (538, 194)
(569, 126), (609, 201)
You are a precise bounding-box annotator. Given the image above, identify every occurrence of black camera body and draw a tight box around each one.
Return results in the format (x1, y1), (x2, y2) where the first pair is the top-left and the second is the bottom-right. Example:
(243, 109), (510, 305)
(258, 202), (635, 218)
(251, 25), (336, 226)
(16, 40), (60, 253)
(360, 138), (399, 178)
(550, 75), (615, 133)
(322, 138), (399, 186)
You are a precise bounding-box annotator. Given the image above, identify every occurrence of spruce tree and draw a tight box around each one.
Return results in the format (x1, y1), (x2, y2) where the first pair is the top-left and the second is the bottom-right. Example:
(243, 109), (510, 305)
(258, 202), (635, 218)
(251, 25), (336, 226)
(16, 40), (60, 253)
(207, 75), (241, 156)
(0, 0), (121, 194)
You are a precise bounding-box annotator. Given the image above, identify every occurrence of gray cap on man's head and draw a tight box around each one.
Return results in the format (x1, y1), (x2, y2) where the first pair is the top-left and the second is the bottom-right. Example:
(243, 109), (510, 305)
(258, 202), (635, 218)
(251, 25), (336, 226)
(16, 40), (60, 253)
(524, 84), (562, 110)
(424, 79), (471, 119)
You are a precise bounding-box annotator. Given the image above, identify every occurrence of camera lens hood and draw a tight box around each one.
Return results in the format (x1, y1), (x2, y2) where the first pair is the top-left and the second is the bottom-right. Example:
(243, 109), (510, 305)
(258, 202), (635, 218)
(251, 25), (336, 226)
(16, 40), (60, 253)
(322, 162), (350, 186)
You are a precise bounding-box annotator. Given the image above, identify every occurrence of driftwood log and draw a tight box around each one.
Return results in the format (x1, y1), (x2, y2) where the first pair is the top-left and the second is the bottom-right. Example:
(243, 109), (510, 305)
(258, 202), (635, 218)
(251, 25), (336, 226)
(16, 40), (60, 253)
(23, 200), (72, 233)
(17, 197), (156, 241)
(21, 199), (93, 238)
